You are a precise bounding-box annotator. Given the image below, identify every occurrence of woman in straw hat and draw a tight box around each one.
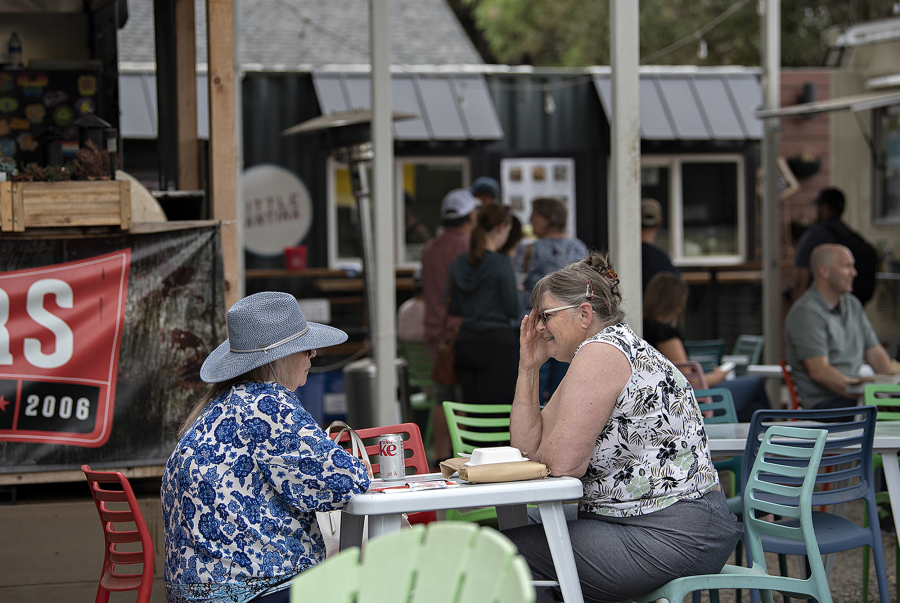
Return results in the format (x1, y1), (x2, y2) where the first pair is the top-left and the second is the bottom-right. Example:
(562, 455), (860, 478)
(162, 292), (371, 603)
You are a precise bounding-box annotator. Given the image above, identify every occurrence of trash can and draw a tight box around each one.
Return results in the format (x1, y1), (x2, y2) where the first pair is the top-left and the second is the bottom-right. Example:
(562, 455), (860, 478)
(342, 357), (409, 428)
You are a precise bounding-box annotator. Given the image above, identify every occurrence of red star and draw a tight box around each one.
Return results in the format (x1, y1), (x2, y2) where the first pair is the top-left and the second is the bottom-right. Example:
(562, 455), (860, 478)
(0, 395), (9, 413)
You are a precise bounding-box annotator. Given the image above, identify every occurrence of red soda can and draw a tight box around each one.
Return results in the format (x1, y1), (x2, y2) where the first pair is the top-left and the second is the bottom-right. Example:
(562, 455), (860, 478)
(378, 434), (405, 480)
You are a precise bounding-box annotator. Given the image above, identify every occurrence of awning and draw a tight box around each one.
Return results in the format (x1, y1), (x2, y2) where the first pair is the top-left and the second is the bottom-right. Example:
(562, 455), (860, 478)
(312, 72), (504, 141)
(592, 72), (762, 140)
(118, 72), (209, 139)
(755, 90), (900, 119)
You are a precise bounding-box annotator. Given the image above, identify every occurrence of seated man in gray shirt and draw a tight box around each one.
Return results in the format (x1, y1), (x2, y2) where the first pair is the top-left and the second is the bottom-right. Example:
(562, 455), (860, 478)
(785, 244), (898, 409)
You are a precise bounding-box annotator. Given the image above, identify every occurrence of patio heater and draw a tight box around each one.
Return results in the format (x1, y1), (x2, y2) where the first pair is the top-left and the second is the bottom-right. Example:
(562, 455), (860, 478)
(281, 108), (416, 343)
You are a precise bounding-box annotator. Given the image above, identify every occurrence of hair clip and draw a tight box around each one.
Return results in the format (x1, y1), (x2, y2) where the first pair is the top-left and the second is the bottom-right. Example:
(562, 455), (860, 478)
(586, 278), (594, 301)
(598, 266), (620, 289)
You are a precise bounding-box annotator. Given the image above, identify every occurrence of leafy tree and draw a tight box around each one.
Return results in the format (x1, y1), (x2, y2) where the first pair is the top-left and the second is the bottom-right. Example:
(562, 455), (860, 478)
(453, 0), (898, 67)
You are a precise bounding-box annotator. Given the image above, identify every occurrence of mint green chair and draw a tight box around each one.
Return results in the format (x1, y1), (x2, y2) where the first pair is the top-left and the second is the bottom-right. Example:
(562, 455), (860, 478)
(731, 335), (764, 376)
(442, 401), (512, 526)
(398, 340), (436, 454)
(289, 522), (535, 603)
(633, 425), (832, 603)
(683, 339), (726, 372)
(862, 383), (900, 603)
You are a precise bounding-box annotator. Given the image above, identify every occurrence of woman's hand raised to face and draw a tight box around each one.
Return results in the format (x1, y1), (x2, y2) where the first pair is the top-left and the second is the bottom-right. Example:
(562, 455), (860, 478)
(519, 311), (550, 371)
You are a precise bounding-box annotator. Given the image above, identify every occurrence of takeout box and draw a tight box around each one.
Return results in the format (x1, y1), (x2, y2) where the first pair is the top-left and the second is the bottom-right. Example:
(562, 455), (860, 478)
(440, 453), (548, 483)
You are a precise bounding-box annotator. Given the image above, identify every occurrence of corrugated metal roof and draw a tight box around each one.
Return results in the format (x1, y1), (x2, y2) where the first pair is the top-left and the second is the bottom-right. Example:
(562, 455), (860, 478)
(311, 72), (504, 141)
(118, 73), (209, 139)
(593, 72), (763, 140)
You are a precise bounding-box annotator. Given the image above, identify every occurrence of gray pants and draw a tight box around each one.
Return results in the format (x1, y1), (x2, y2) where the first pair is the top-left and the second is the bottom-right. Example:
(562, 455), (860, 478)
(502, 490), (742, 603)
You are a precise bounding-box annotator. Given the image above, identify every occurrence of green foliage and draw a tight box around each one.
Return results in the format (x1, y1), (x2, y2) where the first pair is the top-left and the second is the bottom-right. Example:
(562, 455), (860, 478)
(461, 0), (898, 67)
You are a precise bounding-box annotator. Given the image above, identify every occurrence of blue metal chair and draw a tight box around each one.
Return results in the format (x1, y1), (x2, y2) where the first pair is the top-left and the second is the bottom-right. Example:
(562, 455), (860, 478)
(741, 406), (890, 603)
(634, 425), (832, 603)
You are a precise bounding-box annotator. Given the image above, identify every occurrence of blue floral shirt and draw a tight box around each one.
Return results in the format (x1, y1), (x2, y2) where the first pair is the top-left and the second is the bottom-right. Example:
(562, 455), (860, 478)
(161, 381), (370, 603)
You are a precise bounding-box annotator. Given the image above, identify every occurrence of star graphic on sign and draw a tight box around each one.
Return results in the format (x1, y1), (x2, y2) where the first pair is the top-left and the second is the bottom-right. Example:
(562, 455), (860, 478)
(0, 394), (10, 413)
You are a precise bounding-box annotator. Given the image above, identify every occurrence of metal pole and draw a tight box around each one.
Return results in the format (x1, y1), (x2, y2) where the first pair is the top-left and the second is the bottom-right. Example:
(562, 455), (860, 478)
(610, 0), (642, 334)
(761, 0), (781, 365)
(370, 0), (397, 427)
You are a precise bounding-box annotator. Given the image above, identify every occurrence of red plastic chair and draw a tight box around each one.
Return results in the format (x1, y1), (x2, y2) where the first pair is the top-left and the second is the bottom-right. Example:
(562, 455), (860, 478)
(81, 465), (154, 603)
(779, 360), (800, 410)
(330, 422), (435, 524)
(673, 360), (709, 390)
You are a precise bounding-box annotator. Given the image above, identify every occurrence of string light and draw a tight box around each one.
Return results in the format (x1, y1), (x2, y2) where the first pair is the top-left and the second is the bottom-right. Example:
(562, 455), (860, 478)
(543, 89), (556, 115)
(697, 38), (708, 60)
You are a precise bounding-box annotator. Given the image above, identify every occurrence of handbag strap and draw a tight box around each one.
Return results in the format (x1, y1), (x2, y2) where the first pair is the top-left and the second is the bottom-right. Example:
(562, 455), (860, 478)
(325, 420), (370, 466)
(438, 265), (456, 342)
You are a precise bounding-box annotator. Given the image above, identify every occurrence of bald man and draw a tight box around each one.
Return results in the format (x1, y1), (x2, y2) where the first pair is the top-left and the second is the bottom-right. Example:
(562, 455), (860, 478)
(784, 244), (897, 409)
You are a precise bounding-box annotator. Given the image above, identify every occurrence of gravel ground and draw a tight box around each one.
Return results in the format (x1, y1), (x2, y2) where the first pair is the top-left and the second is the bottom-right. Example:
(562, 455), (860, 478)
(692, 499), (897, 603)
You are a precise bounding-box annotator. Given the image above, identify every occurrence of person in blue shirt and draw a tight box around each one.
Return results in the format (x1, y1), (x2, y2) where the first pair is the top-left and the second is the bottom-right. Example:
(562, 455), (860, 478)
(162, 292), (370, 603)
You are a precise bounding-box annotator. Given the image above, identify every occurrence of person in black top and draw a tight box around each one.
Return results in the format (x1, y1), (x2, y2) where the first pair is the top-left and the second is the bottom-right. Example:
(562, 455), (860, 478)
(640, 198), (680, 291)
(643, 272), (770, 422)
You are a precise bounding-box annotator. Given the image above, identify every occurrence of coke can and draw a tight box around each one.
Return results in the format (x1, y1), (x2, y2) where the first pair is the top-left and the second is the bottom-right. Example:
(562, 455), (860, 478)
(378, 434), (405, 480)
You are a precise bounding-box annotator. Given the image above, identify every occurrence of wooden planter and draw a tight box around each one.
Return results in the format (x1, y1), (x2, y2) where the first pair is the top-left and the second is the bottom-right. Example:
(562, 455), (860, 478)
(0, 180), (131, 232)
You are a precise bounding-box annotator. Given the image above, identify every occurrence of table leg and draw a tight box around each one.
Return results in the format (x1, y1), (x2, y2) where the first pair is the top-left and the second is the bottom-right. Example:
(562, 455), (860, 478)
(537, 500), (584, 603)
(880, 452), (900, 535)
(496, 503), (528, 529)
(339, 511), (366, 551)
(367, 513), (403, 539)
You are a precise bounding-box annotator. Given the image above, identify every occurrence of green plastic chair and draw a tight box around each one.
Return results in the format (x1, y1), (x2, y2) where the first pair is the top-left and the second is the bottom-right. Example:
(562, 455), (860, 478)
(289, 522), (535, 603)
(683, 339), (726, 372)
(398, 340), (436, 454)
(442, 401), (512, 526)
(731, 335), (764, 376)
(633, 425), (832, 603)
(862, 383), (900, 603)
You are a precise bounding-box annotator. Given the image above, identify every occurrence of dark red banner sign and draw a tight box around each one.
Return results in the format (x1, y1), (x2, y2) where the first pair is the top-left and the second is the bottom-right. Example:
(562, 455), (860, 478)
(0, 250), (131, 447)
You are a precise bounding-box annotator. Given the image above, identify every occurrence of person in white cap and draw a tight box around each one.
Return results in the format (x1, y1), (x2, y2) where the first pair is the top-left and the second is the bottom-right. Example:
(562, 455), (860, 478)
(420, 188), (479, 461)
(640, 198), (680, 291)
(162, 292), (370, 603)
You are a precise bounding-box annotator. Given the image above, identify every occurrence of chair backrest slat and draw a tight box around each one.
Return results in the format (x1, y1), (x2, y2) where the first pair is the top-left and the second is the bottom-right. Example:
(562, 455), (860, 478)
(332, 422), (429, 477)
(443, 402), (512, 455)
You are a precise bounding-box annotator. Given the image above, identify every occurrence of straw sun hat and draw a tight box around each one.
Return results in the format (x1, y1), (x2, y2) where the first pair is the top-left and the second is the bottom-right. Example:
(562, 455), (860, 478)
(200, 291), (348, 383)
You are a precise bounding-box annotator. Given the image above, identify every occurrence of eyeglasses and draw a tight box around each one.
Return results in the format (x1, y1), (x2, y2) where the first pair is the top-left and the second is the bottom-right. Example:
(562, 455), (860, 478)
(539, 304), (579, 325)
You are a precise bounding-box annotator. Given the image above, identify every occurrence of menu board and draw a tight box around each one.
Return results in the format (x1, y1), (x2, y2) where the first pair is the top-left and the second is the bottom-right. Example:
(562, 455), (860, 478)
(500, 157), (577, 238)
(0, 69), (103, 168)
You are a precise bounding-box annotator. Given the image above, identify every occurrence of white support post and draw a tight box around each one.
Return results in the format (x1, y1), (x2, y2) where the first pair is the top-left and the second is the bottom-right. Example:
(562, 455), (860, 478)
(370, 0), (397, 426)
(761, 0), (781, 365)
(610, 0), (642, 334)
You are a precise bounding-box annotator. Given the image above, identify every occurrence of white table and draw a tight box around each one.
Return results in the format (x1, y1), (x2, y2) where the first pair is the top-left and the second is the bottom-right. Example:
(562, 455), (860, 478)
(342, 475), (585, 603)
(746, 364), (784, 380)
(705, 421), (900, 535)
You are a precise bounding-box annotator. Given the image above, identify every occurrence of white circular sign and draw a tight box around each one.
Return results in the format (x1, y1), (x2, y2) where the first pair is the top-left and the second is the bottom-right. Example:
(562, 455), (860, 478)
(242, 164), (313, 256)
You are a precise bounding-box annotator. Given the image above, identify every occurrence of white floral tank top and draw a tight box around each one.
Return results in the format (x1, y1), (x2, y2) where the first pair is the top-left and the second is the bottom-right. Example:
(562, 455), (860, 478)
(574, 323), (719, 517)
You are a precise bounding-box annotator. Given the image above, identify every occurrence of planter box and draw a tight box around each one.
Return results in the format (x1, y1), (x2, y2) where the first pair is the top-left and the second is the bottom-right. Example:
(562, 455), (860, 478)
(0, 180), (131, 232)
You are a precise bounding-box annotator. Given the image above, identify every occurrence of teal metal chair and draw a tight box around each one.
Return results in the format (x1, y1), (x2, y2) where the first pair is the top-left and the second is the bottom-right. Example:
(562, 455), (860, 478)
(683, 339), (726, 372)
(442, 401), (512, 526)
(633, 425), (832, 603)
(862, 383), (900, 603)
(731, 335), (764, 376)
(398, 340), (436, 455)
(742, 406), (889, 603)
(289, 522), (535, 603)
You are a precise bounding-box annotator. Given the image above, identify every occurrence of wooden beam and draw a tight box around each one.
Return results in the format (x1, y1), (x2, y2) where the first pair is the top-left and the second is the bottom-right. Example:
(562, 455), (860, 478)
(206, 0), (239, 308)
(176, 0), (200, 191)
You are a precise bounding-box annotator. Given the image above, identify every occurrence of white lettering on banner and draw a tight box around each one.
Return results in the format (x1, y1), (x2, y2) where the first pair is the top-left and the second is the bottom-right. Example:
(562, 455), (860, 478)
(241, 164), (313, 256)
(0, 288), (11, 364)
(24, 278), (74, 369)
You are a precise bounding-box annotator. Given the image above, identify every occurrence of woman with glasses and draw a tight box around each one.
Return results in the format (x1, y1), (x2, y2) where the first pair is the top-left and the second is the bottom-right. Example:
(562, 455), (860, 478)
(448, 204), (524, 406)
(503, 251), (742, 603)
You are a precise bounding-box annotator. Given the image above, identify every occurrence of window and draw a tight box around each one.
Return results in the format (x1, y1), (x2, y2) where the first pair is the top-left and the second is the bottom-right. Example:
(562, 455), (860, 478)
(874, 105), (900, 224)
(327, 157), (469, 268)
(641, 154), (746, 265)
